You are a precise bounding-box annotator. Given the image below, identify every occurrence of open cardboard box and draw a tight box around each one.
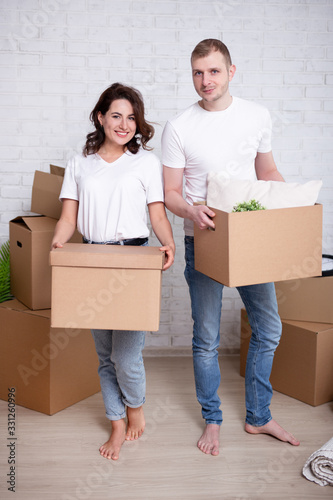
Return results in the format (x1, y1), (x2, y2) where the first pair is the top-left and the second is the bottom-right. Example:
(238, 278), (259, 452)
(10, 216), (81, 311)
(10, 165), (81, 310)
(194, 204), (322, 287)
(10, 216), (58, 310)
(275, 276), (333, 324)
(240, 309), (333, 406)
(0, 299), (100, 415)
(50, 243), (164, 331)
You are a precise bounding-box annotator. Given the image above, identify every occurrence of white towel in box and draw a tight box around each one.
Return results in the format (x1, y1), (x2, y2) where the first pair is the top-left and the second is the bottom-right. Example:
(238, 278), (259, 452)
(207, 174), (322, 213)
(302, 437), (333, 486)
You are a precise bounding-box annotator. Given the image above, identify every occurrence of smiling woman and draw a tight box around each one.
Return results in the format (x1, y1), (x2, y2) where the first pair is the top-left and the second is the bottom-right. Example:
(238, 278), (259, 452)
(50, 82), (175, 462)
(84, 83), (154, 157)
(97, 99), (137, 163)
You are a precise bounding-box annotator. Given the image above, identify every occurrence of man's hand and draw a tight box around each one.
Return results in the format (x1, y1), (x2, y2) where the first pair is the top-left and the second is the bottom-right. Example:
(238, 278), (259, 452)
(191, 205), (216, 230)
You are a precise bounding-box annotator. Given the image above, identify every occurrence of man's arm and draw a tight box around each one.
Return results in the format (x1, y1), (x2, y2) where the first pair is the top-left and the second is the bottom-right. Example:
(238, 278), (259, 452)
(255, 151), (284, 182)
(163, 165), (215, 230)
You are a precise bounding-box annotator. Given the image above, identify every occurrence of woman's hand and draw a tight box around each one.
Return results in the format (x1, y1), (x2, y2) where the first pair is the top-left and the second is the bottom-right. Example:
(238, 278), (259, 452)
(50, 241), (64, 250)
(159, 244), (175, 271)
(148, 202), (176, 271)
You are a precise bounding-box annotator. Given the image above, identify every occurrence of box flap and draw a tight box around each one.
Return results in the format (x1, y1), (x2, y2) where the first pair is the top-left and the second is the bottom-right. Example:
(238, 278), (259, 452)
(50, 164), (65, 177)
(11, 215), (58, 232)
(31, 170), (64, 219)
(50, 243), (164, 270)
(242, 307), (332, 333)
(275, 276), (333, 324)
(0, 298), (51, 318)
(281, 318), (333, 333)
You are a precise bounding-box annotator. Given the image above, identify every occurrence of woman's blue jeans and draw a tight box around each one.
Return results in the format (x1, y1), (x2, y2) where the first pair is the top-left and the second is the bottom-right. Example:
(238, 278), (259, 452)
(184, 236), (282, 427)
(91, 329), (146, 421)
(90, 239), (148, 421)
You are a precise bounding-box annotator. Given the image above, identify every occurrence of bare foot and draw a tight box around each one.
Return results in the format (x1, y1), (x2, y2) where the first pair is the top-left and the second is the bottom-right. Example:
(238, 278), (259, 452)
(197, 424), (220, 456)
(245, 419), (300, 446)
(125, 406), (145, 441)
(99, 419), (126, 460)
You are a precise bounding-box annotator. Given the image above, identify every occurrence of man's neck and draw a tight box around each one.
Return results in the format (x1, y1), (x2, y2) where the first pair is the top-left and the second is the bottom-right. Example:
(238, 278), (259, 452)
(199, 94), (233, 112)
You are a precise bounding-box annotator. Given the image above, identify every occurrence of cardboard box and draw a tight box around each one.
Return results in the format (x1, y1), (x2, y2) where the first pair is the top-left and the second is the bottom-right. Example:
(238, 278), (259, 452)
(194, 204), (322, 287)
(50, 243), (164, 331)
(0, 299), (100, 415)
(240, 309), (333, 406)
(10, 216), (82, 310)
(10, 164), (81, 310)
(10, 216), (58, 310)
(31, 164), (65, 220)
(275, 276), (333, 324)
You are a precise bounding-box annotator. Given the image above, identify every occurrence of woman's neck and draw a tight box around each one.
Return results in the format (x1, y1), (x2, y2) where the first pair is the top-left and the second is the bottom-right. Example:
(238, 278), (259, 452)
(97, 144), (126, 164)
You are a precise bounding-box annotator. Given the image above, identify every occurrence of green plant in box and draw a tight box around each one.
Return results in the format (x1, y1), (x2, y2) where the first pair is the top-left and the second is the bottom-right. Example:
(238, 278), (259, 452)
(232, 199), (266, 212)
(0, 240), (13, 303)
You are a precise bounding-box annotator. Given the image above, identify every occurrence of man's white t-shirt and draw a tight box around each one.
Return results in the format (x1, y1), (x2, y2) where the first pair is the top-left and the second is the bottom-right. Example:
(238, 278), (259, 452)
(60, 149), (164, 242)
(161, 96), (272, 235)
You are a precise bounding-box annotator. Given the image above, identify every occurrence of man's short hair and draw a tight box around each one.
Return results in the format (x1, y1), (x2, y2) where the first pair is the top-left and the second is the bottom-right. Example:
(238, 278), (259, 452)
(191, 39), (232, 67)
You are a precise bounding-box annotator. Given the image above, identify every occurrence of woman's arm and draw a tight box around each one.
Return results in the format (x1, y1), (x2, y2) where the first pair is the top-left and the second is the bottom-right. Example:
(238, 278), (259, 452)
(51, 199), (79, 250)
(148, 201), (175, 271)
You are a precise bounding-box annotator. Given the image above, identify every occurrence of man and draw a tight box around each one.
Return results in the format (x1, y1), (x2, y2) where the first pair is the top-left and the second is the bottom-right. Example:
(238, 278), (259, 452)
(162, 39), (300, 456)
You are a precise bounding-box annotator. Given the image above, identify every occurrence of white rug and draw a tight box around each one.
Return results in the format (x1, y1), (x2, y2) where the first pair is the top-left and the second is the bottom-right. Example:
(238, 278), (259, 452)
(302, 437), (333, 486)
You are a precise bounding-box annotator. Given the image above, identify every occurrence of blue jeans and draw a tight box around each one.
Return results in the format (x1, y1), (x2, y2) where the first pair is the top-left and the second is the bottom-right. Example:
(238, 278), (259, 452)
(90, 239), (148, 421)
(91, 329), (146, 420)
(184, 236), (282, 427)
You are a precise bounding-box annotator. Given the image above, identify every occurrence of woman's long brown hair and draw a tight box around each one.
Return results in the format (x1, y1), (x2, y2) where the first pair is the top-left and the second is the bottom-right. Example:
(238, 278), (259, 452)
(83, 83), (154, 156)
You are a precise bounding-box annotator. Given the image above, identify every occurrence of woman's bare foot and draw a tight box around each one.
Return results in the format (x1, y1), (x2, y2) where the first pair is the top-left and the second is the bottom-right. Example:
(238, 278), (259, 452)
(126, 406), (145, 441)
(99, 419), (126, 460)
(197, 424), (220, 456)
(245, 419), (300, 446)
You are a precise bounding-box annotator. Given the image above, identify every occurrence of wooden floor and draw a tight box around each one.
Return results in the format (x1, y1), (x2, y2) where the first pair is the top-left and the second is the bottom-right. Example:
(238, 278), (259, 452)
(0, 355), (332, 500)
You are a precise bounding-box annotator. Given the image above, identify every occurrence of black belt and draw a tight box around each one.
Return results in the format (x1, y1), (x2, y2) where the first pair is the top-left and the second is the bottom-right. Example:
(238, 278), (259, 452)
(83, 237), (148, 246)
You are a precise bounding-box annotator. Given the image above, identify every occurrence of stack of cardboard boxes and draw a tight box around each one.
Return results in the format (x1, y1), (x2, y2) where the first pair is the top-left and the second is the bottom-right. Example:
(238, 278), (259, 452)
(0, 166), (101, 415)
(240, 277), (333, 406)
(1, 165), (166, 415)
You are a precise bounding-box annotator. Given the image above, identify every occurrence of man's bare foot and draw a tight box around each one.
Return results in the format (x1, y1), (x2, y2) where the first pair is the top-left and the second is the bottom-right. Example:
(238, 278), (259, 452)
(99, 419), (126, 460)
(197, 424), (220, 456)
(125, 406), (145, 441)
(245, 419), (300, 446)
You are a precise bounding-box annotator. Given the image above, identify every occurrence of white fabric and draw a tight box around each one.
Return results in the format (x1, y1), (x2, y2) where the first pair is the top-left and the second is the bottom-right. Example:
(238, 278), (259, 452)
(161, 96), (272, 235)
(60, 149), (164, 242)
(302, 437), (333, 486)
(207, 175), (322, 213)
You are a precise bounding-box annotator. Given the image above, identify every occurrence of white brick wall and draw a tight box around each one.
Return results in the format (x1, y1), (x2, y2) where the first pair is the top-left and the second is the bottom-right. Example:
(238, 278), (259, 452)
(1, 0), (332, 351)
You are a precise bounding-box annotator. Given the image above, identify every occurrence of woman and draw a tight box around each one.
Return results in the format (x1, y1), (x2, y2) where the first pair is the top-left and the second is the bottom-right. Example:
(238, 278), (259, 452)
(51, 83), (175, 461)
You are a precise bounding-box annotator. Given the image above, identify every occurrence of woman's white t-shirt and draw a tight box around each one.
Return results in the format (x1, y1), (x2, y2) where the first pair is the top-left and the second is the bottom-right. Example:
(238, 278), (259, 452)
(60, 149), (164, 242)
